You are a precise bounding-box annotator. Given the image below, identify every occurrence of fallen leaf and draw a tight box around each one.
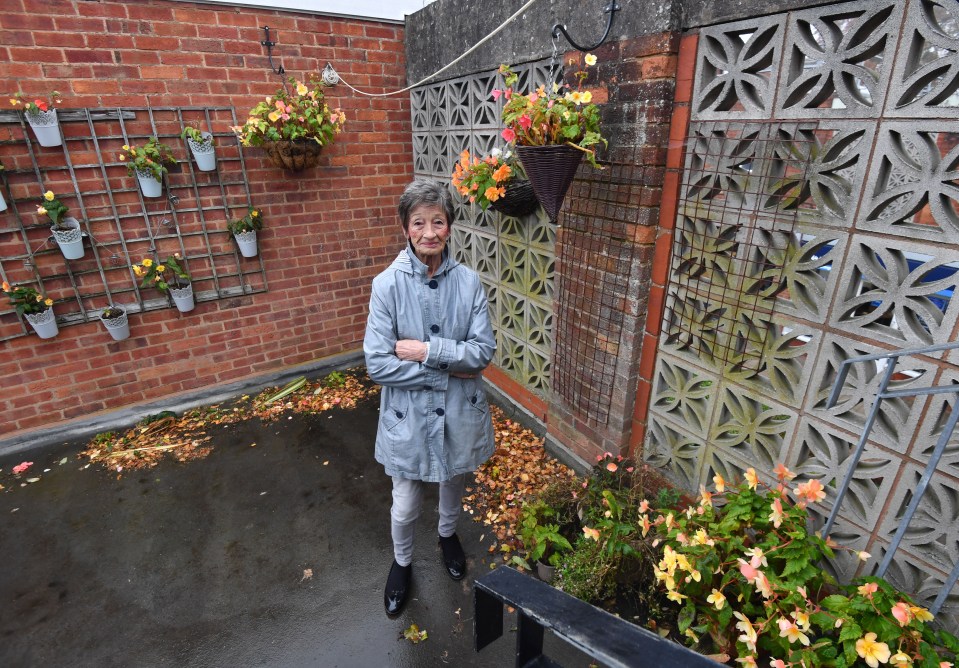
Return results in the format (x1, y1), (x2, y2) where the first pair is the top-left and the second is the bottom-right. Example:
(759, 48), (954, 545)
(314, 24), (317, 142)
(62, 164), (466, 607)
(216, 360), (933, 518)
(403, 623), (428, 644)
(301, 568), (313, 582)
(59, 458), (68, 465)
(26, 478), (40, 483)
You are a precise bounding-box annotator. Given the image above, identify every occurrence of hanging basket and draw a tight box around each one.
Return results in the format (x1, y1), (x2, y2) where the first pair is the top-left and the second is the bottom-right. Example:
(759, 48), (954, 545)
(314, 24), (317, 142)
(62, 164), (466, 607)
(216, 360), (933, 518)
(262, 139), (323, 172)
(489, 179), (540, 217)
(516, 145), (584, 222)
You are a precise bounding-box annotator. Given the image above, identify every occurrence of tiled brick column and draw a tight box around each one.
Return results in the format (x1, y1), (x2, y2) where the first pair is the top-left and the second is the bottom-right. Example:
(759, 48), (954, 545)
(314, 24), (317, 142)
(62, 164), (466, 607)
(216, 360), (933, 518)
(545, 33), (681, 462)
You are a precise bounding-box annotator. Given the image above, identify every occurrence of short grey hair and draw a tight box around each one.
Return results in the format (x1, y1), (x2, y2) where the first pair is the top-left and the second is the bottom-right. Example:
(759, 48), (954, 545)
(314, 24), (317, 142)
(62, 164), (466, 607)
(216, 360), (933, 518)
(398, 180), (454, 231)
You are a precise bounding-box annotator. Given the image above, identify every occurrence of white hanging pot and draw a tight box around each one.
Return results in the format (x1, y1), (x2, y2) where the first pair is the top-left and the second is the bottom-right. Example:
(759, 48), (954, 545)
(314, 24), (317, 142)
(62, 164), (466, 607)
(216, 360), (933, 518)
(188, 134), (216, 172)
(27, 109), (62, 147)
(234, 230), (258, 257)
(136, 168), (163, 198)
(25, 307), (59, 339)
(169, 283), (195, 312)
(51, 216), (85, 260)
(0, 189), (7, 212)
(100, 308), (130, 341)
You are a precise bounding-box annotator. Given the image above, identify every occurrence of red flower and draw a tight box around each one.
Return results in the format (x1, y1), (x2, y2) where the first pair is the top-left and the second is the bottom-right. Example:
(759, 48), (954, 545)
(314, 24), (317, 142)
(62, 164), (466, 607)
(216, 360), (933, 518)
(501, 127), (516, 143)
(35, 100), (48, 112)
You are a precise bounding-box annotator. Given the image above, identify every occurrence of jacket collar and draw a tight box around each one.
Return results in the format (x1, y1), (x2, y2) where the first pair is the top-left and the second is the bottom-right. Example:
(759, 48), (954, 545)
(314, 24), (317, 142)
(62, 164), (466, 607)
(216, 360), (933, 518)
(390, 243), (458, 277)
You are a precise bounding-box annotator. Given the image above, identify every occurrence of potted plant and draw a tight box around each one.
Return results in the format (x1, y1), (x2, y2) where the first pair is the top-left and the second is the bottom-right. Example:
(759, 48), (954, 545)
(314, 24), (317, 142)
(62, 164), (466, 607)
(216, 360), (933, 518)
(99, 305), (130, 341)
(517, 501), (574, 582)
(11, 91), (64, 147)
(0, 160), (7, 212)
(232, 76), (346, 172)
(133, 254), (193, 312)
(451, 147), (539, 217)
(37, 190), (84, 260)
(498, 55), (607, 220)
(181, 124), (216, 172)
(227, 206), (263, 258)
(119, 138), (176, 198)
(3, 280), (57, 338)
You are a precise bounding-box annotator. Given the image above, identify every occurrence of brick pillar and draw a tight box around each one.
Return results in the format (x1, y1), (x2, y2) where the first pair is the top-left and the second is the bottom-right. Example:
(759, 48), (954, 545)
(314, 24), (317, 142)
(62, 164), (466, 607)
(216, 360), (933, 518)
(545, 32), (681, 463)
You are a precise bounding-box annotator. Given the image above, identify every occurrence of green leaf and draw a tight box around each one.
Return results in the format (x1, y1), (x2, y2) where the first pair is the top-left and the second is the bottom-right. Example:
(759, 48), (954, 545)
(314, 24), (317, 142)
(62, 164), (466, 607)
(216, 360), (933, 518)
(678, 601), (696, 633)
(838, 621), (863, 644)
(821, 595), (851, 612)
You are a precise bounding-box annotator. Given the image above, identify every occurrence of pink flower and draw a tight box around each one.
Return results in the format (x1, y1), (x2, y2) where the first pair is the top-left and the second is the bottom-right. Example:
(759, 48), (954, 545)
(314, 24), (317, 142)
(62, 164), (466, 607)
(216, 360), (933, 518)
(491, 89), (502, 101)
(626, 466), (634, 473)
(528, 92), (538, 104)
(738, 558), (759, 583)
(12, 461), (33, 475)
(501, 127), (516, 142)
(606, 462), (618, 472)
(582, 526), (600, 541)
(858, 582), (878, 598)
(769, 497), (784, 528)
(518, 114), (532, 130)
(794, 479), (826, 504)
(891, 601), (913, 627)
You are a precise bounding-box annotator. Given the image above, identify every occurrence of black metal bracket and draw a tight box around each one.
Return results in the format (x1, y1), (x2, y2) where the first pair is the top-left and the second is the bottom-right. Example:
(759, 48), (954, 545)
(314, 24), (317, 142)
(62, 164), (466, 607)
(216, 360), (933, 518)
(551, 2), (621, 53)
(260, 26), (285, 76)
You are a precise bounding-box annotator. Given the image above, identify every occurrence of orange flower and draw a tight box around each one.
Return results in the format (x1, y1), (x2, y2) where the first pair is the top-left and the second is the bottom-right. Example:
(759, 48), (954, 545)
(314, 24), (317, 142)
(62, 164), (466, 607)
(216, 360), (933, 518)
(492, 163), (512, 182)
(484, 186), (503, 202)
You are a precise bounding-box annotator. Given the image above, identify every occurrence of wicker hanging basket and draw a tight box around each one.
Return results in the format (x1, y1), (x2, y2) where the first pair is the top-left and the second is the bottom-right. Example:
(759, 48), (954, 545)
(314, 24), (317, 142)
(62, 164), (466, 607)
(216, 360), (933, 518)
(262, 139), (323, 172)
(489, 179), (540, 217)
(516, 144), (584, 222)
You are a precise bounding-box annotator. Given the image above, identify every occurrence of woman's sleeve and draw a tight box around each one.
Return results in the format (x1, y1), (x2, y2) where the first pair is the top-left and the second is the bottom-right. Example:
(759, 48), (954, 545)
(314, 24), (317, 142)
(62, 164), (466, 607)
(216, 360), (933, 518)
(364, 276), (450, 392)
(424, 274), (496, 374)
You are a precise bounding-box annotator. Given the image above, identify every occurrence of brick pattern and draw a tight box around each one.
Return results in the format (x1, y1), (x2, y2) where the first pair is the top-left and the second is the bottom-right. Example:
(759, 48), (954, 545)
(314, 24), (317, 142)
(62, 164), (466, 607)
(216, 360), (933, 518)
(546, 33), (680, 462)
(0, 0), (411, 437)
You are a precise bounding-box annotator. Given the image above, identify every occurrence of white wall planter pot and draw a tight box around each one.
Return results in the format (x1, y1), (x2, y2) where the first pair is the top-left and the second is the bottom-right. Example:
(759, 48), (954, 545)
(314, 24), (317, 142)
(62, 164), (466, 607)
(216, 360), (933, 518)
(51, 216), (85, 260)
(169, 283), (195, 312)
(234, 230), (258, 257)
(135, 169), (163, 198)
(188, 134), (216, 172)
(27, 109), (62, 147)
(0, 189), (7, 212)
(100, 309), (130, 341)
(25, 307), (59, 339)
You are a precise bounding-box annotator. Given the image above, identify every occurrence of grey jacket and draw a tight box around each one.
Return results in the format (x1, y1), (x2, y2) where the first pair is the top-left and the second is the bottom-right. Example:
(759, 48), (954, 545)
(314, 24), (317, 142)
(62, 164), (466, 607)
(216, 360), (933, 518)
(364, 245), (496, 482)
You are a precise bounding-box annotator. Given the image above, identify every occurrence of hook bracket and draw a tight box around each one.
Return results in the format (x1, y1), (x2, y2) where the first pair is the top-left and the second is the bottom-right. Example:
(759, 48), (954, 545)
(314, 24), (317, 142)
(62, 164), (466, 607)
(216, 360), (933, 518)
(260, 26), (285, 77)
(551, 2), (620, 53)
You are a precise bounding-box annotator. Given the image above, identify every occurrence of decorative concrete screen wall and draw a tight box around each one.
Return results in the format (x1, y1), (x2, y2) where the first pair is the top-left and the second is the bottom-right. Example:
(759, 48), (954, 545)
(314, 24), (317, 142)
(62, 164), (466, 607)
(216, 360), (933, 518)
(646, 0), (959, 619)
(410, 61), (558, 395)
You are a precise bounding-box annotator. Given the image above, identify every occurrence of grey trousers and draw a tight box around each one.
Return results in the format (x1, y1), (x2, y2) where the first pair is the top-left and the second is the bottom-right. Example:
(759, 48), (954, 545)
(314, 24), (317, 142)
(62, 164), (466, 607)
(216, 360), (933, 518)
(390, 474), (466, 567)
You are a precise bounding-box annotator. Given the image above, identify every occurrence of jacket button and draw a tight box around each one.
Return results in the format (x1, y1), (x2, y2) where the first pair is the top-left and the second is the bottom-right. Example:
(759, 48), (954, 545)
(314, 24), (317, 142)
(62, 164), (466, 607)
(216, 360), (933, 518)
(435, 408), (445, 416)
(430, 324), (439, 333)
(470, 395), (477, 404)
(394, 410), (404, 419)
(439, 363), (449, 370)
(428, 279), (438, 289)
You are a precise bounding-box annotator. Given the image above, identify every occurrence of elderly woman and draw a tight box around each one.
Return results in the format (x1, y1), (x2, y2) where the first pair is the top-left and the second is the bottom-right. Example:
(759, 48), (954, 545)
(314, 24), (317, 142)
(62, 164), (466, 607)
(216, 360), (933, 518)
(364, 180), (496, 617)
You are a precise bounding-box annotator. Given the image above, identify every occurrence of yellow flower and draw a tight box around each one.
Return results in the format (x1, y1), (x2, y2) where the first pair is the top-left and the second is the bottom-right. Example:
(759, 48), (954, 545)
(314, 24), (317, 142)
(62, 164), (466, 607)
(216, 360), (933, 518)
(268, 111), (280, 122)
(584, 53), (597, 66)
(745, 468), (759, 489)
(296, 82), (308, 96)
(35, 294), (43, 302)
(856, 632), (891, 668)
(910, 606), (934, 623)
(666, 590), (686, 603)
(119, 154), (126, 161)
(122, 144), (129, 150)
(142, 258), (153, 267)
(712, 473), (726, 492)
(44, 191), (55, 201)
(1, 281), (9, 291)
(156, 264), (166, 272)
(581, 90), (593, 104)
(890, 652), (912, 666)
(44, 298), (53, 306)
(37, 206), (47, 215)
(133, 266), (144, 277)
(10, 98), (20, 106)
(706, 589), (725, 610)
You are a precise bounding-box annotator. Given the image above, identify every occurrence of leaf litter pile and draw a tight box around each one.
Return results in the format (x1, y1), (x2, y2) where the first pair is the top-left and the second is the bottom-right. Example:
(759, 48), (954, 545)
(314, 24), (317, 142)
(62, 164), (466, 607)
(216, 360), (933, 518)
(78, 370), (378, 474)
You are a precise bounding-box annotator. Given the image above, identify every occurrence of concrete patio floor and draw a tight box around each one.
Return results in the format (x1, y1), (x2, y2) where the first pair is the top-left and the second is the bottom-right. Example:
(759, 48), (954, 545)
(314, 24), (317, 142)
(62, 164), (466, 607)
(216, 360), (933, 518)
(0, 394), (584, 667)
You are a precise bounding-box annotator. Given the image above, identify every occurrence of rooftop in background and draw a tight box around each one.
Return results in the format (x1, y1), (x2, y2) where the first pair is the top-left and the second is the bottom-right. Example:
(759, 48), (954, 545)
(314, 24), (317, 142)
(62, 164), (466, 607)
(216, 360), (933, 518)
(176, 0), (435, 22)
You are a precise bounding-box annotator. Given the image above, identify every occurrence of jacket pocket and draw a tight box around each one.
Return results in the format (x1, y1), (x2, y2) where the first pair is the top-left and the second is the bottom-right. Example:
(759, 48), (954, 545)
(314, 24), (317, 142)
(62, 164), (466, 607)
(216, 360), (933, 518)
(462, 378), (489, 415)
(381, 392), (410, 432)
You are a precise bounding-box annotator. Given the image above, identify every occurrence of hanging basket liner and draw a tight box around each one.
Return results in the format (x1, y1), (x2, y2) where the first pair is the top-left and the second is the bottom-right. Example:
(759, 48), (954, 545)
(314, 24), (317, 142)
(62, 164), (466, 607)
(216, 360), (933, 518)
(516, 144), (584, 222)
(262, 139), (323, 172)
(489, 179), (540, 217)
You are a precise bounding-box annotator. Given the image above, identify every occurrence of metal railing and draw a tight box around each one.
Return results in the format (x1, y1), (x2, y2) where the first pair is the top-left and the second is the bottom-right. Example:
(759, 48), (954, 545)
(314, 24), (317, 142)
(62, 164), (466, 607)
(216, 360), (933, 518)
(473, 566), (722, 667)
(822, 341), (959, 615)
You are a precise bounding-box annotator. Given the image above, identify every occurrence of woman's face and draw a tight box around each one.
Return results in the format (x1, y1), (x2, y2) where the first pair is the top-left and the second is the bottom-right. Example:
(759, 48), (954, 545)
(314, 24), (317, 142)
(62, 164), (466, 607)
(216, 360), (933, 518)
(405, 203), (450, 264)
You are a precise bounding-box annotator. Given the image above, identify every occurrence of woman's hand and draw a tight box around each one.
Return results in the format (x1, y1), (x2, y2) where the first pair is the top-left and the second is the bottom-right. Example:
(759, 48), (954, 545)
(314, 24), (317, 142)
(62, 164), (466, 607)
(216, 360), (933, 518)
(395, 339), (428, 363)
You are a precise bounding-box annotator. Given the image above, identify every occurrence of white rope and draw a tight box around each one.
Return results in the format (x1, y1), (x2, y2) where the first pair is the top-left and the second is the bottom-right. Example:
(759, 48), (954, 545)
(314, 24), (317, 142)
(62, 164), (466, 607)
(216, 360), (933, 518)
(329, 0), (542, 97)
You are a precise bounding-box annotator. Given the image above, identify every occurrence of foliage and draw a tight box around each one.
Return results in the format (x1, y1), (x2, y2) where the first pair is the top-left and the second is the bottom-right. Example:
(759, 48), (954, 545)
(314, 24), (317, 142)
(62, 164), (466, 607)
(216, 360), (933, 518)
(232, 76), (346, 148)
(100, 306), (125, 321)
(323, 371), (347, 388)
(556, 536), (620, 602)
(119, 138), (177, 181)
(517, 500), (574, 567)
(132, 254), (190, 293)
(37, 190), (70, 227)
(181, 123), (214, 147)
(450, 147), (526, 210)
(2, 281), (53, 316)
(10, 91), (63, 116)
(497, 54), (607, 167)
(227, 206), (263, 235)
(641, 466), (959, 666)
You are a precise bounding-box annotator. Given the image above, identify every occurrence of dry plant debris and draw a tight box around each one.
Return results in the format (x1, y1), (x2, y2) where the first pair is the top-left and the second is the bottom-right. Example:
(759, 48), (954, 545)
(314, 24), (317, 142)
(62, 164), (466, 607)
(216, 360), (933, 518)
(78, 370), (378, 474)
(463, 406), (577, 562)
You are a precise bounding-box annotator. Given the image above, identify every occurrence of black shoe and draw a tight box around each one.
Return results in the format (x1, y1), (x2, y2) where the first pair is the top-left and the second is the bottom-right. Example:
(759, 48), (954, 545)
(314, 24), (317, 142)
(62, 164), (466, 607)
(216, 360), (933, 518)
(384, 560), (412, 618)
(438, 533), (466, 581)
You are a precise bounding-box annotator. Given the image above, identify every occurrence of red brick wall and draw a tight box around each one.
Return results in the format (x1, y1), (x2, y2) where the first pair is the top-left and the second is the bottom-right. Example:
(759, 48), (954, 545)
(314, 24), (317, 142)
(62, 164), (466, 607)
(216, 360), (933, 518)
(0, 0), (411, 437)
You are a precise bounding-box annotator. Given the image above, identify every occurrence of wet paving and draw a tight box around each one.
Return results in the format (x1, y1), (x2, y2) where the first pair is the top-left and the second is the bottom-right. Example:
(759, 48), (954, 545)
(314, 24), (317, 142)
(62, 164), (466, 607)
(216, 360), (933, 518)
(0, 395), (578, 667)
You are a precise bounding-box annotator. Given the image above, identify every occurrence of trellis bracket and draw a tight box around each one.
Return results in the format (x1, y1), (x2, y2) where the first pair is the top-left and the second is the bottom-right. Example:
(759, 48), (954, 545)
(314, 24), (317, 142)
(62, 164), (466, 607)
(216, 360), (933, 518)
(551, 1), (621, 53)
